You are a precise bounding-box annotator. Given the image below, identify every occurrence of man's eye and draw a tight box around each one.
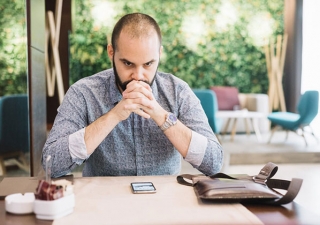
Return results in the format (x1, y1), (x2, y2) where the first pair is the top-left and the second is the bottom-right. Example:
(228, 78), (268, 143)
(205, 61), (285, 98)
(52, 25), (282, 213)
(124, 61), (132, 66)
(145, 62), (153, 66)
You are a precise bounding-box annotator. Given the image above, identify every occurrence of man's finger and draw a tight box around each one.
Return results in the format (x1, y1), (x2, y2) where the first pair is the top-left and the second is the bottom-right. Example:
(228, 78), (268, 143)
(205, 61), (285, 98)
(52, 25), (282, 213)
(134, 108), (151, 119)
(124, 81), (153, 98)
(123, 87), (153, 101)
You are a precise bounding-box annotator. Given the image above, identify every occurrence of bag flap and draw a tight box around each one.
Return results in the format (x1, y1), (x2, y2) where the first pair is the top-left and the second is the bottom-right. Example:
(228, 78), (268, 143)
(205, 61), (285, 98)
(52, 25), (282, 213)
(194, 179), (282, 200)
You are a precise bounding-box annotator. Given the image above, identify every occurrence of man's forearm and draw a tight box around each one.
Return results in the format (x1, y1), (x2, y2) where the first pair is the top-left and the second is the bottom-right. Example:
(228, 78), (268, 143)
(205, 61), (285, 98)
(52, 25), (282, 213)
(84, 110), (120, 154)
(162, 121), (192, 158)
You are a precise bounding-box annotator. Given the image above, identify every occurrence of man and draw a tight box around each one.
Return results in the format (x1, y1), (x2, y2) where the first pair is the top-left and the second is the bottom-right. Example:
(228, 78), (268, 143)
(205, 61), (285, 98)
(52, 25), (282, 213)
(42, 13), (223, 177)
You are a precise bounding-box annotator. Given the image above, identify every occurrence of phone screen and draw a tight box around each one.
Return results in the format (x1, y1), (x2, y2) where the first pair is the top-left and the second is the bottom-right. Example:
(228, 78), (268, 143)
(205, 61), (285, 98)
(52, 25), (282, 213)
(131, 182), (156, 194)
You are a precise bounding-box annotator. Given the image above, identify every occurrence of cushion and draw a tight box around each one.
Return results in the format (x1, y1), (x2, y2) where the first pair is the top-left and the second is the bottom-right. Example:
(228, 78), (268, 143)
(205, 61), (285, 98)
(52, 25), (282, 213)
(210, 86), (240, 110)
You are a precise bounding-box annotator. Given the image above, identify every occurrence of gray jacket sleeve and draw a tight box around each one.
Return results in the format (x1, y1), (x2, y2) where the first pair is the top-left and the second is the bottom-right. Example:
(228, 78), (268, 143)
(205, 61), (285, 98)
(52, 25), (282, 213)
(42, 86), (88, 177)
(177, 87), (223, 175)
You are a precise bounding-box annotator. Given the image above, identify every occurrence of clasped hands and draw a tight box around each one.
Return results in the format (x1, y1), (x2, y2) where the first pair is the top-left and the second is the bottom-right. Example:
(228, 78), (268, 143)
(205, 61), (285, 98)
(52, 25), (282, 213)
(113, 80), (166, 122)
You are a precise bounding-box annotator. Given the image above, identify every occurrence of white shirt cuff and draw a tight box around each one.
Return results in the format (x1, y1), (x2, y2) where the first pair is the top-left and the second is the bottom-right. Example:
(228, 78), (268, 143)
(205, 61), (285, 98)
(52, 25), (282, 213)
(69, 128), (89, 160)
(184, 131), (207, 166)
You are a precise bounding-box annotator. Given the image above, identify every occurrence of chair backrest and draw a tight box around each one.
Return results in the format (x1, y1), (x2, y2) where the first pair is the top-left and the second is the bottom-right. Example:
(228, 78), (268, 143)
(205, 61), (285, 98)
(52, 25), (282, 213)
(193, 89), (219, 132)
(210, 86), (240, 110)
(0, 94), (30, 154)
(297, 90), (319, 126)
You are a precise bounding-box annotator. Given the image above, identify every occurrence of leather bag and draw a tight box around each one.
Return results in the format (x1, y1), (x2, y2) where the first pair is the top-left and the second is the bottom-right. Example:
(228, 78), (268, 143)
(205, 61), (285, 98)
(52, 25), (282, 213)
(177, 162), (303, 205)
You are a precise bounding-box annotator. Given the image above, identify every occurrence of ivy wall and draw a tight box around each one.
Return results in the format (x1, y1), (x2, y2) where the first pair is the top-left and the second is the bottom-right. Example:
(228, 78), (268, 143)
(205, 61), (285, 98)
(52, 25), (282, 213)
(70, 0), (284, 94)
(0, 0), (284, 97)
(0, 0), (27, 96)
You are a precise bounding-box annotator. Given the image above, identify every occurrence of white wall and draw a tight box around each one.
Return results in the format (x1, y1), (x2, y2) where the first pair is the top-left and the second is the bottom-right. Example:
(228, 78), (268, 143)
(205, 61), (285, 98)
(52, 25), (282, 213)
(302, 0), (320, 135)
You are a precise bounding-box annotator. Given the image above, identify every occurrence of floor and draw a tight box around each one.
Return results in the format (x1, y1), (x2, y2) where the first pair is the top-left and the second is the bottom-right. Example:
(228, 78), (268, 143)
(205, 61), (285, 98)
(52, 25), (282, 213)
(1, 129), (320, 217)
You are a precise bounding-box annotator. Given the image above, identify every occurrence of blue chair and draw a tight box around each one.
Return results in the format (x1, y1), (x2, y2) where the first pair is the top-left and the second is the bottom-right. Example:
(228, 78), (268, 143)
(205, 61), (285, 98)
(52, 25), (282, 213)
(0, 94), (30, 174)
(193, 89), (224, 138)
(267, 90), (319, 145)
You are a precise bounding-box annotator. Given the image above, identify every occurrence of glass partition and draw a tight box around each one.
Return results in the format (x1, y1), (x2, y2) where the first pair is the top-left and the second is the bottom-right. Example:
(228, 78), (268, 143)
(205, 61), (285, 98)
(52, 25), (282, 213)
(302, 0), (320, 136)
(0, 0), (30, 177)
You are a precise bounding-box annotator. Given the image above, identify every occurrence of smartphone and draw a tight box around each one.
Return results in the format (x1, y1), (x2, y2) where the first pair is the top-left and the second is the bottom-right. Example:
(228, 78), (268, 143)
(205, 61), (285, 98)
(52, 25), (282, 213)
(130, 182), (156, 194)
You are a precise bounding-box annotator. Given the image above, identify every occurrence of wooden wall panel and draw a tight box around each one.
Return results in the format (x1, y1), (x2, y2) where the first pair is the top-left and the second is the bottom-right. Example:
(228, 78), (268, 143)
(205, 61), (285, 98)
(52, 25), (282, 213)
(46, 0), (72, 124)
(284, 0), (303, 112)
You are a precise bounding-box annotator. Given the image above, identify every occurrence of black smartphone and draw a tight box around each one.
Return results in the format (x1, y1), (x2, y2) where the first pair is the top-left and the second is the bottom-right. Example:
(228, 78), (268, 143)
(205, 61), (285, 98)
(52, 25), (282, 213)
(130, 182), (156, 194)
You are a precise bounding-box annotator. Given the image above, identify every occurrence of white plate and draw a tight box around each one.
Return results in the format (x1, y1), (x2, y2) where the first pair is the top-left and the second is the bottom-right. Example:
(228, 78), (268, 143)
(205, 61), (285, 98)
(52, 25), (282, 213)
(5, 193), (35, 214)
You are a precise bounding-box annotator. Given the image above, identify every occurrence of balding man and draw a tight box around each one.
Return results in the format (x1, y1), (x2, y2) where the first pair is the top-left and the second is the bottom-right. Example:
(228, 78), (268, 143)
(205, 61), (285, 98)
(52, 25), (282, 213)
(43, 13), (223, 177)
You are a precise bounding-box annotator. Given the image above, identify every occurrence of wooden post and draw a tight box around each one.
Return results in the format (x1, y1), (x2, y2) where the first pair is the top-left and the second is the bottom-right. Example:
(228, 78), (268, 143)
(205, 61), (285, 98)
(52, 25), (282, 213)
(45, 0), (65, 104)
(265, 34), (288, 112)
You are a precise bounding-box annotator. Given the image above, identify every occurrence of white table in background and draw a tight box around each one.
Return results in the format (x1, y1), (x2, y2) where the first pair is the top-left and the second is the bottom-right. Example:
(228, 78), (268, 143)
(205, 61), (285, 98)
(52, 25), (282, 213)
(216, 110), (265, 142)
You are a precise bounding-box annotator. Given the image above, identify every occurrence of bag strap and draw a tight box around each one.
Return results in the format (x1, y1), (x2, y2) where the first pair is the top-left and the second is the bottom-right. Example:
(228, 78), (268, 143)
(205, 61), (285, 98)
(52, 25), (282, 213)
(253, 161), (278, 183)
(176, 162), (303, 205)
(176, 173), (198, 186)
(266, 178), (303, 205)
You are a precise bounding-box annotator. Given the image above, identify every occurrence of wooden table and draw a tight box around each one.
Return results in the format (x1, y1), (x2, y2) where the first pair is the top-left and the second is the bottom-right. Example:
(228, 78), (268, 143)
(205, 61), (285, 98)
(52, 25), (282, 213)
(216, 110), (265, 142)
(1, 200), (319, 225)
(0, 176), (319, 225)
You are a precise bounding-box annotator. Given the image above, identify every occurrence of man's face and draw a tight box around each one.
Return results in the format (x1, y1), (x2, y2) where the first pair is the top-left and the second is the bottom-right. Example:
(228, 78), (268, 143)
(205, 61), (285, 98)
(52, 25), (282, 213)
(108, 30), (162, 92)
(113, 57), (156, 92)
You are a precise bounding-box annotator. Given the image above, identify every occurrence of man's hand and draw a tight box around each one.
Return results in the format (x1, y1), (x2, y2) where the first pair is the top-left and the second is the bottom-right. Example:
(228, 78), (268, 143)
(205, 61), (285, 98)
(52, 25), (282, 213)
(121, 80), (191, 158)
(115, 80), (167, 124)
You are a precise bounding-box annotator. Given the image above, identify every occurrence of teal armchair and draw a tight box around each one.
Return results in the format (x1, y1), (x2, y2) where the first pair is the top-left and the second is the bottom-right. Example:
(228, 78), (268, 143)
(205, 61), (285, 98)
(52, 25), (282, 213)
(193, 89), (223, 135)
(0, 94), (30, 174)
(267, 90), (319, 145)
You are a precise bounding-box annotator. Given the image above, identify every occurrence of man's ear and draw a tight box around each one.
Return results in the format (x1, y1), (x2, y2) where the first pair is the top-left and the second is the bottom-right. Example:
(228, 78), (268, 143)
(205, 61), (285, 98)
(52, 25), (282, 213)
(160, 45), (163, 57)
(107, 44), (114, 60)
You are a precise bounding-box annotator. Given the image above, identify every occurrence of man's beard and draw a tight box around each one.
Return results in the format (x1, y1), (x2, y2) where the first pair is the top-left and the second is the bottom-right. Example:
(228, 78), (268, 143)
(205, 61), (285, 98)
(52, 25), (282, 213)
(113, 58), (157, 92)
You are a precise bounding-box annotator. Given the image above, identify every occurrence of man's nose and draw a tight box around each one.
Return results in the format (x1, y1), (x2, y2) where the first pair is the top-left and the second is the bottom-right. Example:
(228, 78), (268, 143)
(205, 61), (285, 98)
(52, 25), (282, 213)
(131, 67), (144, 80)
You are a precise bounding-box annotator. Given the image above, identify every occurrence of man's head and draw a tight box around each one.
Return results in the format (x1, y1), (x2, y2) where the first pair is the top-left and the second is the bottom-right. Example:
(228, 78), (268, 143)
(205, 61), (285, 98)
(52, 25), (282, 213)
(107, 13), (163, 92)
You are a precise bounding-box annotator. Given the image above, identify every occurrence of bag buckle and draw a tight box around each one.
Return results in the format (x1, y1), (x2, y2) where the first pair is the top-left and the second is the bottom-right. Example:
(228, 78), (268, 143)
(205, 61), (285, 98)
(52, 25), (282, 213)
(253, 176), (266, 185)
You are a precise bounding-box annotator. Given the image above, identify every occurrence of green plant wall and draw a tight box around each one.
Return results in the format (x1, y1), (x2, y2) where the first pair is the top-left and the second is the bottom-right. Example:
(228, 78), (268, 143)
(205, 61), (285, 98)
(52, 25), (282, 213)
(70, 0), (284, 93)
(0, 0), (27, 96)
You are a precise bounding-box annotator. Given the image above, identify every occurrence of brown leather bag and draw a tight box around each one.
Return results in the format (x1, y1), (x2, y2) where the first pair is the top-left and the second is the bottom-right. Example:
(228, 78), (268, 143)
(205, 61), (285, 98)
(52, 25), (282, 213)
(177, 162), (303, 205)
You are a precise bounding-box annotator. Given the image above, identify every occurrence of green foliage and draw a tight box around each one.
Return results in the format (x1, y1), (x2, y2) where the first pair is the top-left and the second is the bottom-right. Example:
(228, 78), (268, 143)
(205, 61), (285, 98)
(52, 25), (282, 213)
(0, 0), (27, 96)
(70, 0), (284, 94)
(69, 0), (111, 84)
